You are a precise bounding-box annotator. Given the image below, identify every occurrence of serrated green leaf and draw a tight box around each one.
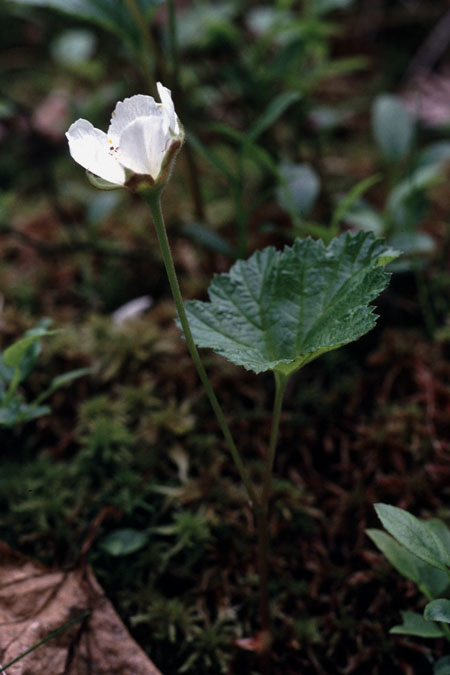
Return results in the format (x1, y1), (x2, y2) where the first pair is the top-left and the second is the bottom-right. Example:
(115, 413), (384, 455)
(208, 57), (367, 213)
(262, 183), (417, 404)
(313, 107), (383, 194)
(375, 504), (450, 572)
(390, 611), (444, 638)
(434, 656), (450, 675)
(425, 599), (450, 624)
(366, 529), (420, 583)
(184, 231), (396, 374)
(100, 528), (148, 556)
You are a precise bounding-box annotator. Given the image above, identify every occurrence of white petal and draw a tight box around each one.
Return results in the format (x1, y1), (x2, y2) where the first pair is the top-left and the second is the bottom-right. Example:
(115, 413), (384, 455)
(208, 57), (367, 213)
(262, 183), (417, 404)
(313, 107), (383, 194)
(108, 94), (160, 141)
(118, 116), (169, 179)
(66, 119), (126, 185)
(156, 82), (180, 135)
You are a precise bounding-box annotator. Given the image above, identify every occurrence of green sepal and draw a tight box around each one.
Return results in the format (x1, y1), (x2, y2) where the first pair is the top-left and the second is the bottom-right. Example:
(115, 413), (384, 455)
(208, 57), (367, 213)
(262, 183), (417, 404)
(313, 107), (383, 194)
(86, 170), (123, 191)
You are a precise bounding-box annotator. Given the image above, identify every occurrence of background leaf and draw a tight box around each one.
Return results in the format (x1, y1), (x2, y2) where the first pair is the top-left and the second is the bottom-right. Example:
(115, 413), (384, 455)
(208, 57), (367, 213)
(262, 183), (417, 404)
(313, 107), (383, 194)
(372, 94), (414, 162)
(276, 163), (321, 217)
(390, 610), (444, 638)
(100, 528), (148, 557)
(3, 329), (55, 370)
(184, 231), (397, 375)
(366, 529), (420, 584)
(367, 528), (449, 598)
(247, 91), (300, 142)
(374, 504), (450, 572)
(424, 599), (450, 624)
(434, 656), (450, 675)
(7, 0), (163, 48)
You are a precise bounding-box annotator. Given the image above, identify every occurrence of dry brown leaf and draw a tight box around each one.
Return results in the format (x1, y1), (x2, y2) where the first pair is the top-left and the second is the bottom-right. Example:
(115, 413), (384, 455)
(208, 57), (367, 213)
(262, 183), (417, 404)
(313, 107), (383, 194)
(0, 542), (162, 675)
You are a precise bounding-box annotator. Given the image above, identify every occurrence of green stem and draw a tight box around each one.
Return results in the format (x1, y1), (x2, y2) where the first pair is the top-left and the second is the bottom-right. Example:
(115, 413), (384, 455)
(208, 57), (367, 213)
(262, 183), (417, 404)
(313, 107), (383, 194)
(142, 191), (257, 506)
(255, 371), (288, 669)
(4, 367), (21, 406)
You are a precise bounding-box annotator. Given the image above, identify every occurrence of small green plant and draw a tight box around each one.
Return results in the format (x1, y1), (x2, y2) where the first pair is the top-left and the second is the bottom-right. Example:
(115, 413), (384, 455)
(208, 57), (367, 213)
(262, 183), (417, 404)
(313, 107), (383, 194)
(368, 503), (450, 674)
(0, 321), (89, 428)
(345, 93), (447, 258)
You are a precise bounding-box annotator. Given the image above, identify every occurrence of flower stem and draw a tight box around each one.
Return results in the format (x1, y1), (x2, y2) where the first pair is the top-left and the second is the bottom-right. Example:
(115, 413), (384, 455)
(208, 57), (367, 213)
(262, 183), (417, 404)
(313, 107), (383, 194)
(142, 191), (257, 506)
(255, 371), (288, 668)
(4, 367), (21, 407)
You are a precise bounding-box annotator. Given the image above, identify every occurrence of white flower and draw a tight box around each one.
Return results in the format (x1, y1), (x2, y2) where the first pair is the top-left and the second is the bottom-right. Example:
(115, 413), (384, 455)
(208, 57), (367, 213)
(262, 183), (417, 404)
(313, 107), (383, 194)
(66, 83), (184, 190)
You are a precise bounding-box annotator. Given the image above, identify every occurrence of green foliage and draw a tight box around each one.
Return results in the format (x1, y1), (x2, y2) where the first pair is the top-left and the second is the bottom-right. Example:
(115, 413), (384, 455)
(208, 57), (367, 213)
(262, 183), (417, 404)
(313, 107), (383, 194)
(276, 163), (321, 218)
(434, 656), (450, 675)
(372, 94), (414, 163)
(374, 504), (450, 572)
(185, 231), (397, 375)
(366, 530), (450, 597)
(100, 528), (149, 556)
(425, 600), (450, 625)
(0, 323), (89, 428)
(390, 611), (444, 638)
(246, 91), (301, 143)
(3, 326), (55, 370)
(367, 529), (422, 585)
(6, 0), (163, 49)
(371, 504), (450, 647)
(131, 597), (236, 674)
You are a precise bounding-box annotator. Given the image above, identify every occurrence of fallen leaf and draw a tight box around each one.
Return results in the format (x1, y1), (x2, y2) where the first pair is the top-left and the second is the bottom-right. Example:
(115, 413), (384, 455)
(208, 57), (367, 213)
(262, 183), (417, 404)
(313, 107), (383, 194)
(234, 631), (271, 653)
(0, 542), (162, 675)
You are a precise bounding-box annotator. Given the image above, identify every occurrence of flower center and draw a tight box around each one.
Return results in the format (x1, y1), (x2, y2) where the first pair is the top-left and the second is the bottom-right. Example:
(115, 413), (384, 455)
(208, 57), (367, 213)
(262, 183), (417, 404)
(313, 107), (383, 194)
(108, 138), (119, 158)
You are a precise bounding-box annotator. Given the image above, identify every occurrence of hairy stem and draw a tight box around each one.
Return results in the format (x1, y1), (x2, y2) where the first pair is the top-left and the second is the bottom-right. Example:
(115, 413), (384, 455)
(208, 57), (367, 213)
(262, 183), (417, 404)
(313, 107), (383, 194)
(142, 191), (257, 506)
